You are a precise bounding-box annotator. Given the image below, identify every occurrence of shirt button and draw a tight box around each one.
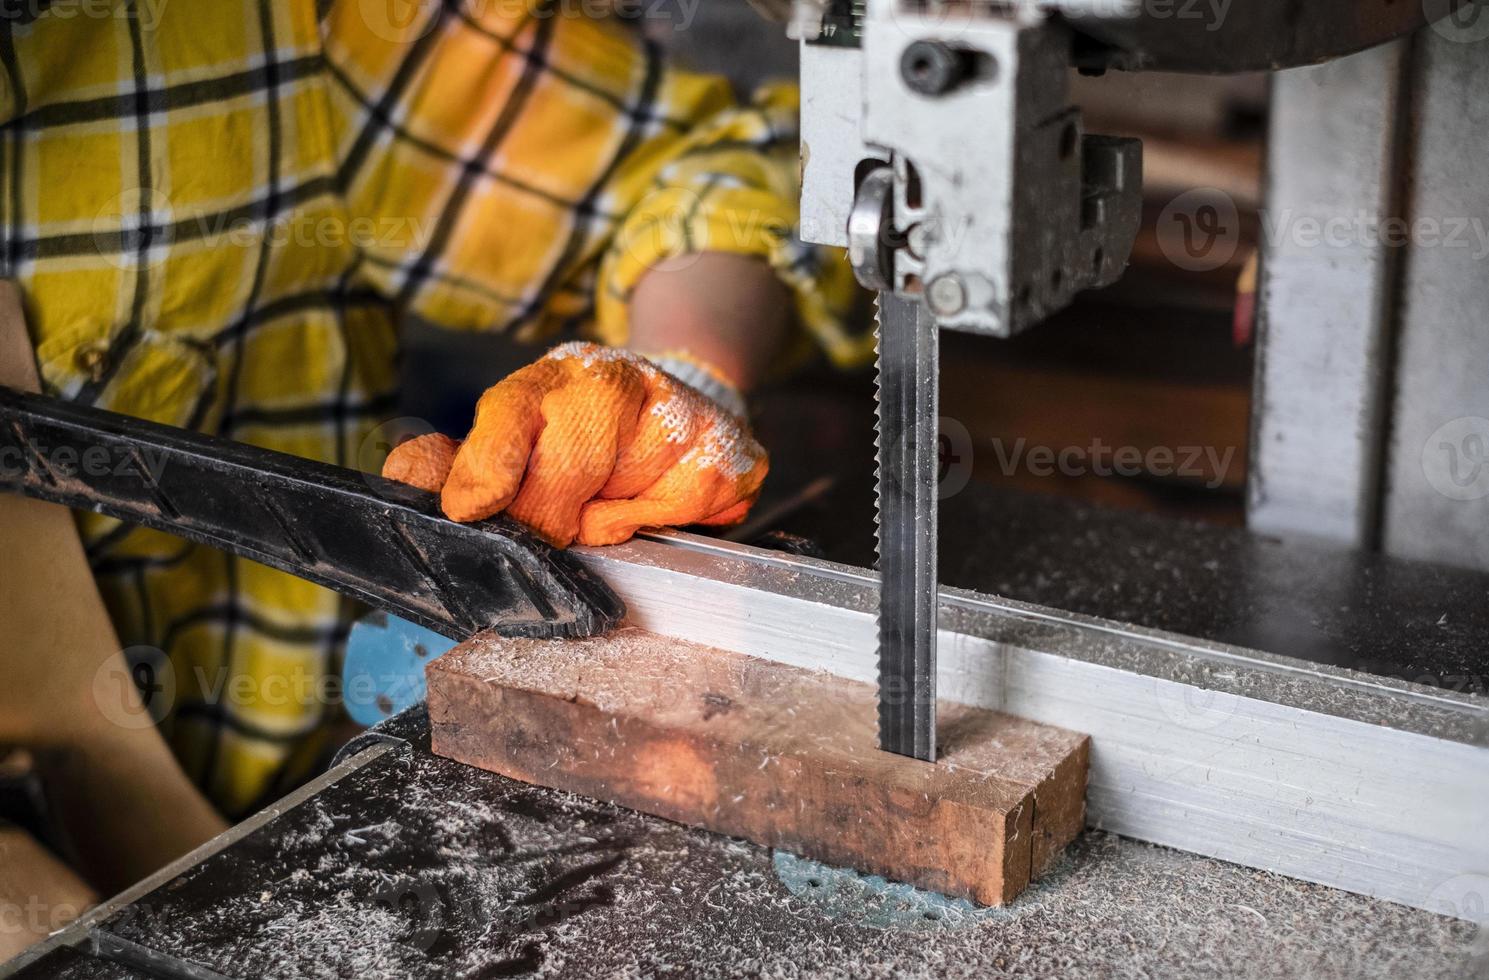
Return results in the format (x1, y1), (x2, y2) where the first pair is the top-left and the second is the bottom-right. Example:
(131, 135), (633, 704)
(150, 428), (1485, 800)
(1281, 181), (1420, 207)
(75, 342), (110, 383)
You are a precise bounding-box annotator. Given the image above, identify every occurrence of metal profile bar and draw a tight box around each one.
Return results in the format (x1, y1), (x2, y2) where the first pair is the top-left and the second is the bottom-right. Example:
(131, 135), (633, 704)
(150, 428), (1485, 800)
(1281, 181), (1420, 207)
(572, 531), (1488, 917)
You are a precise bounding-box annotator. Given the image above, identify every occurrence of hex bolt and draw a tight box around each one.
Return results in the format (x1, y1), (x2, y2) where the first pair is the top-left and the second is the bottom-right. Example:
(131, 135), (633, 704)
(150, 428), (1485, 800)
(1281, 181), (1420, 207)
(901, 41), (965, 96)
(927, 274), (967, 316)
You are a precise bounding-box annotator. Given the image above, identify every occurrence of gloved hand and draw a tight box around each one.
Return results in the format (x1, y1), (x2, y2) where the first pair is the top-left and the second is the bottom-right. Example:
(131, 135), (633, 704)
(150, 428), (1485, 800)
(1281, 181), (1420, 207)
(383, 343), (768, 548)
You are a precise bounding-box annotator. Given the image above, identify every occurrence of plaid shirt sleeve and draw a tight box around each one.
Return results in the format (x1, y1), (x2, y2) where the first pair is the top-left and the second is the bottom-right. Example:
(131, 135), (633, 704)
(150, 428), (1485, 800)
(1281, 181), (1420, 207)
(321, 1), (866, 366)
(0, 0), (862, 819)
(1, 0), (369, 817)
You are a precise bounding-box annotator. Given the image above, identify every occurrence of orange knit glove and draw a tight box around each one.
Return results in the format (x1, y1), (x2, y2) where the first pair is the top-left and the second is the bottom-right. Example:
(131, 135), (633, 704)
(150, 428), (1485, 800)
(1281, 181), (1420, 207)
(382, 343), (768, 548)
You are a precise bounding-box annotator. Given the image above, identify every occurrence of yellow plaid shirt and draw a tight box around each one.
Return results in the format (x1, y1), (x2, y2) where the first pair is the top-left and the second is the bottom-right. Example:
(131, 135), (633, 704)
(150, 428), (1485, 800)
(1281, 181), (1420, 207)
(0, 0), (862, 815)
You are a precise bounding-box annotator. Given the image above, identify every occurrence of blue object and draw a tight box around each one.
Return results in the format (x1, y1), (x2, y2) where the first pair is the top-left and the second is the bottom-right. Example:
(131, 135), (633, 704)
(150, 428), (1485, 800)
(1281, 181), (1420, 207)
(342, 612), (457, 726)
(772, 851), (1007, 931)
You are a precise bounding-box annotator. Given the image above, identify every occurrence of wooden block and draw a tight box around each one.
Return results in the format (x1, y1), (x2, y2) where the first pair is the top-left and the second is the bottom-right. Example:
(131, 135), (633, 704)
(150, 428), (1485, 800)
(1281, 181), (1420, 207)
(426, 628), (1089, 906)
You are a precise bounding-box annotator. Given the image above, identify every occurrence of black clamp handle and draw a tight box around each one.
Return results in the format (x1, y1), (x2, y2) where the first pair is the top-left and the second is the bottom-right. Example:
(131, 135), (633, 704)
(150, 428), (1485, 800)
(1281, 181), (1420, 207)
(0, 386), (624, 642)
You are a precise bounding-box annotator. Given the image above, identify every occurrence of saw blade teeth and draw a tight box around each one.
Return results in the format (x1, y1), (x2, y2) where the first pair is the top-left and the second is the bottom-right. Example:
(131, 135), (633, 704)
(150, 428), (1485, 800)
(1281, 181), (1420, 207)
(872, 291), (938, 762)
(872, 293), (886, 739)
(872, 292), (885, 549)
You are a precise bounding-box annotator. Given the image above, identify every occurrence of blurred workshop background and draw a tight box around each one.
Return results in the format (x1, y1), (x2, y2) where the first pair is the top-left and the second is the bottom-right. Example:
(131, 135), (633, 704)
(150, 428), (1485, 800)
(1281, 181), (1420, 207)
(399, 0), (1266, 584)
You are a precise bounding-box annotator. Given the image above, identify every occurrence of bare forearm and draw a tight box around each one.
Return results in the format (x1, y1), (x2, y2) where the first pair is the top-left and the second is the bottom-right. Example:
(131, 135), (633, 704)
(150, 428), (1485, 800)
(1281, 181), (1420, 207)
(0, 825), (97, 962)
(625, 252), (792, 393)
(0, 283), (226, 895)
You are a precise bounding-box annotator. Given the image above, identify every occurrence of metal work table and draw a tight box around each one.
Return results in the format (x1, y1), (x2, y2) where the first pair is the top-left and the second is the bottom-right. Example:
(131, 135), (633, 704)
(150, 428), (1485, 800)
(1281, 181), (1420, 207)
(7, 470), (1485, 978)
(3, 444), (1485, 977)
(7, 708), (1479, 980)
(937, 487), (1489, 693)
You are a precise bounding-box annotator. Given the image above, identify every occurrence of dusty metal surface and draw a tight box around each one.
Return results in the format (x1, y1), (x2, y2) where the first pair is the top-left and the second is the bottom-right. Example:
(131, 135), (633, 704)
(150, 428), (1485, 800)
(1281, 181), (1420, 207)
(936, 489), (1489, 704)
(10, 714), (1480, 979)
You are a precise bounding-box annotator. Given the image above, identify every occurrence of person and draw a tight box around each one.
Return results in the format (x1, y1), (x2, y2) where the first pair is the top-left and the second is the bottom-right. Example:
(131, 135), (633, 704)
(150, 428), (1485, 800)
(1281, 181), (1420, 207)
(0, 0), (863, 947)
